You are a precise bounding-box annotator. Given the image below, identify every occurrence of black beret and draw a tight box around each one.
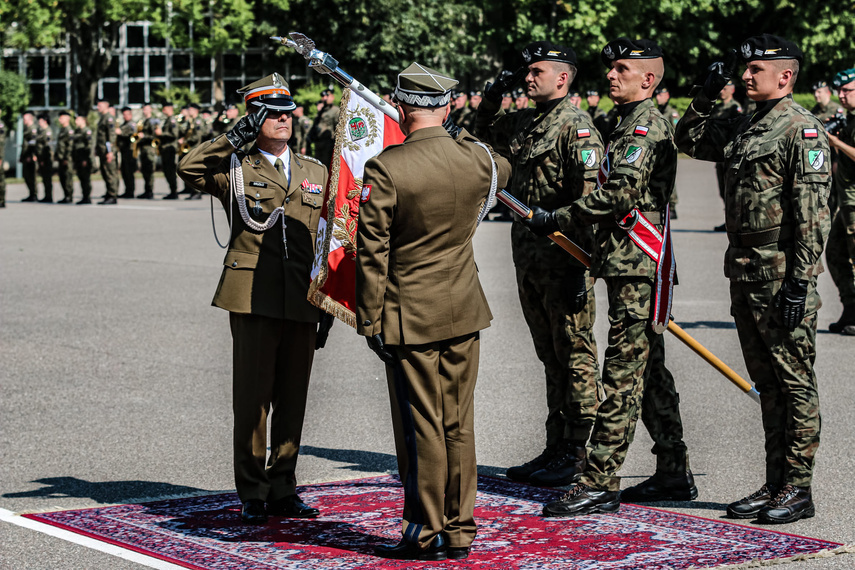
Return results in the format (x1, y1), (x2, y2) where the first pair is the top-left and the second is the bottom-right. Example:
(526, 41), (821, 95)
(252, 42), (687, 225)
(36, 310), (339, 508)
(833, 69), (855, 89)
(58, 110), (71, 117)
(654, 86), (669, 96)
(142, 101), (152, 106)
(188, 102), (201, 110)
(121, 106), (131, 112)
(522, 41), (577, 67)
(512, 88), (527, 99)
(811, 80), (828, 91)
(586, 90), (599, 97)
(739, 34), (803, 64)
(96, 97), (110, 104)
(601, 38), (663, 67)
(569, 91), (581, 98)
(38, 113), (50, 122)
(225, 103), (238, 110)
(162, 101), (174, 107)
(502, 92), (513, 98)
(320, 89), (334, 96)
(469, 90), (483, 97)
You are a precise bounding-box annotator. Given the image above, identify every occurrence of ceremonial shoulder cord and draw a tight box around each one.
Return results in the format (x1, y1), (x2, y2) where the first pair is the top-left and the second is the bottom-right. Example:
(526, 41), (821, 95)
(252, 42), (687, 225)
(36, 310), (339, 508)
(472, 141), (498, 227)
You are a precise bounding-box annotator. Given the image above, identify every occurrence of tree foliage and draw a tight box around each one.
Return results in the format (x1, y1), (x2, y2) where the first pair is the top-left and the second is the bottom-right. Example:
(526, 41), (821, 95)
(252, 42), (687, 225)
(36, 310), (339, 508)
(0, 70), (29, 124)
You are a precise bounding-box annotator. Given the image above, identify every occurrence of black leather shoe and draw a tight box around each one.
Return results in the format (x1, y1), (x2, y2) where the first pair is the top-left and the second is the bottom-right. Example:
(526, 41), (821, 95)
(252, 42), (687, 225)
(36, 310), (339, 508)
(99, 197), (117, 205)
(76, 198), (92, 205)
(529, 445), (587, 487)
(542, 484), (620, 517)
(374, 535), (447, 561)
(137, 192), (154, 199)
(829, 304), (855, 333)
(448, 546), (470, 560)
(714, 223), (726, 232)
(726, 484), (779, 519)
(38, 197), (53, 203)
(506, 447), (557, 483)
(57, 197), (72, 204)
(163, 193), (179, 200)
(758, 485), (814, 524)
(240, 499), (267, 524)
(620, 470), (698, 503)
(119, 192), (135, 199)
(267, 494), (320, 518)
(22, 196), (37, 202)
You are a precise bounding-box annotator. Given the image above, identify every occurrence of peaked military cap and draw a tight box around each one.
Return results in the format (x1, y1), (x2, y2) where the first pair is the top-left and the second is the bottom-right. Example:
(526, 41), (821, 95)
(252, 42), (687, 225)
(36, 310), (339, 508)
(739, 34), (803, 63)
(393, 62), (458, 108)
(237, 73), (296, 112)
(521, 41), (577, 67)
(601, 38), (663, 67)
(811, 80), (828, 91)
(832, 69), (855, 89)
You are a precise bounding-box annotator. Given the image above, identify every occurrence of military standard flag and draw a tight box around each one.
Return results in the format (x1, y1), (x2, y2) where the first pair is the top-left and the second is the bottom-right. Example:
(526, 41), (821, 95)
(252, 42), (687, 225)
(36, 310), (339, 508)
(308, 89), (405, 326)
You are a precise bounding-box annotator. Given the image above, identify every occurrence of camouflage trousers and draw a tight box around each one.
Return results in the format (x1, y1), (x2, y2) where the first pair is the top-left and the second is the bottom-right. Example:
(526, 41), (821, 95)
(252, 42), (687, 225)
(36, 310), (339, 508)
(825, 205), (855, 306)
(580, 277), (688, 492)
(515, 267), (600, 446)
(58, 162), (74, 200)
(98, 152), (119, 198)
(730, 279), (821, 488)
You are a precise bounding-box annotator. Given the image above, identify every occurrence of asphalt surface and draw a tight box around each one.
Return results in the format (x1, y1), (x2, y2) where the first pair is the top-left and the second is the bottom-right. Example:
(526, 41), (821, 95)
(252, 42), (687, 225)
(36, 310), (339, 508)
(1, 160), (854, 569)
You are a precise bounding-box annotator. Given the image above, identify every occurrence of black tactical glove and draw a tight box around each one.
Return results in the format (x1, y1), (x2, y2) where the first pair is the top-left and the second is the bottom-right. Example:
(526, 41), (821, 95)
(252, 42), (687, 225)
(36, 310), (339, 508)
(774, 277), (809, 332)
(567, 269), (588, 314)
(484, 67), (526, 105)
(225, 106), (268, 148)
(522, 206), (560, 237)
(366, 334), (396, 365)
(315, 313), (334, 350)
(442, 115), (461, 138)
(702, 49), (739, 100)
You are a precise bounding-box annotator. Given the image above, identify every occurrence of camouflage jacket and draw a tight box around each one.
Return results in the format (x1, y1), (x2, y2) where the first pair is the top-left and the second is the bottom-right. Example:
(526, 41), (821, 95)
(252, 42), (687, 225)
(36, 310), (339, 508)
(834, 111), (855, 207)
(587, 105), (606, 123)
(450, 107), (475, 132)
(36, 126), (53, 163)
(308, 104), (339, 145)
(658, 103), (681, 132)
(475, 95), (604, 274)
(676, 93), (831, 282)
(563, 97), (676, 279)
(183, 117), (208, 148)
(96, 112), (116, 155)
(711, 99), (743, 121)
(72, 126), (94, 162)
(211, 114), (234, 138)
(138, 117), (160, 155)
(811, 100), (844, 124)
(56, 125), (76, 162)
(117, 119), (137, 152)
(158, 115), (181, 150)
(20, 124), (39, 162)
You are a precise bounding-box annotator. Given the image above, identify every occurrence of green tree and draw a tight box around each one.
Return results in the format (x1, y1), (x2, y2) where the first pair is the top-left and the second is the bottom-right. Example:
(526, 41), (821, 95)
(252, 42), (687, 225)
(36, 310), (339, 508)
(0, 69), (30, 125)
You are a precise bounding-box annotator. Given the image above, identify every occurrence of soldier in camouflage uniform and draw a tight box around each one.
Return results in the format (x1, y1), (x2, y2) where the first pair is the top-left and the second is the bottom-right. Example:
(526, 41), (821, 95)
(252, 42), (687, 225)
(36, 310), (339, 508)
(711, 81), (745, 231)
(55, 111), (76, 203)
(72, 115), (94, 205)
(136, 103), (159, 199)
(810, 80), (843, 124)
(0, 117), (6, 208)
(95, 99), (119, 204)
(586, 90), (607, 124)
(676, 34), (829, 524)
(20, 112), (39, 202)
(288, 105), (307, 155)
(182, 103), (207, 199)
(825, 69), (855, 334)
(449, 90), (473, 129)
(157, 102), (181, 199)
(308, 89), (339, 167)
(36, 114), (54, 203)
(541, 38), (693, 517)
(475, 41), (603, 488)
(116, 107), (138, 198)
(654, 87), (681, 217)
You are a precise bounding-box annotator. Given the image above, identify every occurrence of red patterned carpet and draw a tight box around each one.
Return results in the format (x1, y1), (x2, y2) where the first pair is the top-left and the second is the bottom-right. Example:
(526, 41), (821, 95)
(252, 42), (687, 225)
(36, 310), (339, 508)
(23, 475), (842, 569)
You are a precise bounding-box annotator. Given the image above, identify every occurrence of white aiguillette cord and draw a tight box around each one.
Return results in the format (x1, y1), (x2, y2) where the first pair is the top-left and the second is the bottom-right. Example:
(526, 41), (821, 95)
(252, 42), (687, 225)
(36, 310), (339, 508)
(211, 153), (289, 258)
(473, 141), (497, 227)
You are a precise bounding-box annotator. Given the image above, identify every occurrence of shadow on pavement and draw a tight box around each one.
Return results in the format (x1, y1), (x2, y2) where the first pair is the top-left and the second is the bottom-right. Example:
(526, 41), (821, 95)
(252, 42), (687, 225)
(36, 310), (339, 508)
(2, 476), (215, 504)
(676, 320), (736, 330)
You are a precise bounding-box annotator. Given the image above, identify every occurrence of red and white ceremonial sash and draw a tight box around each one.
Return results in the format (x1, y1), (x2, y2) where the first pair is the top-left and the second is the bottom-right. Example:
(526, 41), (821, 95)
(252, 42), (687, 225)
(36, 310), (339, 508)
(617, 206), (676, 334)
(307, 88), (405, 327)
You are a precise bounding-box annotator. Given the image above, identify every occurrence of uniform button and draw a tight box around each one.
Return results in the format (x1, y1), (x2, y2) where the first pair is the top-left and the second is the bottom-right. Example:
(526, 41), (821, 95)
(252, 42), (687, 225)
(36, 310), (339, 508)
(363, 319), (371, 326)
(232, 261), (238, 267)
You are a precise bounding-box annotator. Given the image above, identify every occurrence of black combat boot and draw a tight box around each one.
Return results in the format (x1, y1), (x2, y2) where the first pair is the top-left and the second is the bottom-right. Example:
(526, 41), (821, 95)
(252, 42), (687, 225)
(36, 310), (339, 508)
(529, 444), (587, 487)
(726, 483), (779, 519)
(829, 304), (855, 333)
(758, 485), (814, 524)
(542, 483), (620, 517)
(506, 447), (557, 483)
(620, 470), (698, 503)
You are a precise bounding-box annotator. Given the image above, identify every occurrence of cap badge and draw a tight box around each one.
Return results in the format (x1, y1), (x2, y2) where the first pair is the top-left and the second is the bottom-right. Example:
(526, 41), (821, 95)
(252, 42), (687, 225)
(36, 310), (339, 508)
(604, 45), (615, 59)
(272, 73), (282, 87)
(741, 43), (752, 58)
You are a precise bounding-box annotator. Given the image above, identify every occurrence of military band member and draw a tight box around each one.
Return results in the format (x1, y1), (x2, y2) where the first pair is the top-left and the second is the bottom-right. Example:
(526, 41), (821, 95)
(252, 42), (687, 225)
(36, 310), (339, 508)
(212, 103), (240, 138)
(73, 115), (94, 205)
(540, 38), (693, 517)
(712, 80), (745, 231)
(157, 102), (181, 199)
(0, 117), (6, 208)
(356, 62), (511, 562)
(36, 114), (54, 203)
(307, 88), (339, 167)
(825, 69), (855, 334)
(676, 34), (829, 524)
(475, 41), (604, 488)
(183, 103), (207, 199)
(20, 112), (39, 202)
(178, 73), (332, 525)
(96, 99), (119, 204)
(137, 103), (159, 199)
(55, 111), (76, 203)
(810, 80), (843, 124)
(117, 107), (138, 199)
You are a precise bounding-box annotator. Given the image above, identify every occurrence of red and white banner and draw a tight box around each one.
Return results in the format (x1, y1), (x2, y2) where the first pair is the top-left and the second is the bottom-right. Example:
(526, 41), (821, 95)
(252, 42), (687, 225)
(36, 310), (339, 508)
(308, 88), (405, 327)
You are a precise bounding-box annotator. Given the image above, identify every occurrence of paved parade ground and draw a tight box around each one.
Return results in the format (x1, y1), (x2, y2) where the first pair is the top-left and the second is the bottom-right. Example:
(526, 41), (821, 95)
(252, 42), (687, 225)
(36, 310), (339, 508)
(2, 158), (854, 568)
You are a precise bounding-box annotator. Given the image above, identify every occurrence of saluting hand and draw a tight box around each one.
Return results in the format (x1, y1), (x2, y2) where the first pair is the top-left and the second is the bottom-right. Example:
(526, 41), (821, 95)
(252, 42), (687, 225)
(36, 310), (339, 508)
(226, 106), (269, 149)
(702, 49), (739, 100)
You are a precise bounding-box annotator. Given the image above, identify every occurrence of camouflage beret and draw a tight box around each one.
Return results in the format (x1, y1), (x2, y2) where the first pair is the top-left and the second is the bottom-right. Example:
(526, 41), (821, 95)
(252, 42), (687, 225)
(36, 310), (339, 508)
(739, 34), (803, 64)
(601, 38), (663, 67)
(832, 69), (855, 89)
(237, 73), (296, 112)
(394, 62), (458, 108)
(521, 41), (577, 67)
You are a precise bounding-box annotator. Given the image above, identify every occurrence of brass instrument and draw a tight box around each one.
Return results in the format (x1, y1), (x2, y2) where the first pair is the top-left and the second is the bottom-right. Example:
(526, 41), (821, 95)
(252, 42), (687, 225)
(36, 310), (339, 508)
(131, 120), (145, 158)
(180, 122), (195, 155)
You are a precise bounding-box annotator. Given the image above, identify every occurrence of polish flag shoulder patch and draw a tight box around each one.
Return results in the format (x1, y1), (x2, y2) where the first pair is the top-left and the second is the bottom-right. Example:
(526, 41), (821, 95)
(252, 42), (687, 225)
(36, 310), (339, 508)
(803, 128), (818, 139)
(360, 184), (372, 203)
(577, 128), (591, 138)
(634, 125), (649, 136)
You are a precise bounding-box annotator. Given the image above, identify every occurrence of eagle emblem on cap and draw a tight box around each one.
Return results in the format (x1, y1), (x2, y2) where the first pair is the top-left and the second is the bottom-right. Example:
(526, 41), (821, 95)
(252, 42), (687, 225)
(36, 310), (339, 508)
(604, 45), (615, 60)
(272, 73), (282, 87)
(741, 42), (752, 59)
(522, 48), (531, 63)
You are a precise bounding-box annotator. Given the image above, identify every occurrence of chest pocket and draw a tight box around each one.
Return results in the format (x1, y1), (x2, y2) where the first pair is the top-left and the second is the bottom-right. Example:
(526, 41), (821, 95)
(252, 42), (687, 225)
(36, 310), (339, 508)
(244, 184), (278, 219)
(735, 139), (785, 231)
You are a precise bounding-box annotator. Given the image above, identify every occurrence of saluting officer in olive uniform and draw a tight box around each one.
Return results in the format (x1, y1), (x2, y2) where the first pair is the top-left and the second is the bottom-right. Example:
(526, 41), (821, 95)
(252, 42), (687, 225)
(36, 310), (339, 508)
(357, 63), (511, 562)
(95, 99), (119, 204)
(540, 38), (692, 517)
(20, 112), (39, 202)
(178, 73), (332, 525)
(475, 42), (604, 488)
(136, 103), (159, 199)
(307, 88), (339, 167)
(116, 106), (138, 199)
(36, 114), (54, 203)
(55, 111), (76, 203)
(157, 102), (181, 199)
(677, 34), (829, 524)
(72, 115), (94, 205)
